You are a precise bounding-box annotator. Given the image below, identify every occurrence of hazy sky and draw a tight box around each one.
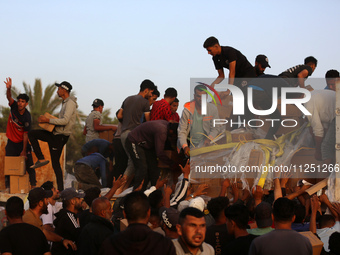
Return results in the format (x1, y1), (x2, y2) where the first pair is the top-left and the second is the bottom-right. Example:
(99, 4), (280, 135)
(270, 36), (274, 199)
(1, 0), (339, 118)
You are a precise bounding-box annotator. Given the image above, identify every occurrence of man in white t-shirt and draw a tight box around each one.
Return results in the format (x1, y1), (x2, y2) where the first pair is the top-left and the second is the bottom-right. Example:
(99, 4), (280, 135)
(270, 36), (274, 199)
(40, 181), (62, 231)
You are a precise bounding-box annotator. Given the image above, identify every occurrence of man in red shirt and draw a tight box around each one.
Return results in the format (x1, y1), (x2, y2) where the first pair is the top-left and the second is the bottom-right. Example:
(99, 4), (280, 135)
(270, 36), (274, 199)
(4, 77), (36, 188)
(151, 87), (177, 121)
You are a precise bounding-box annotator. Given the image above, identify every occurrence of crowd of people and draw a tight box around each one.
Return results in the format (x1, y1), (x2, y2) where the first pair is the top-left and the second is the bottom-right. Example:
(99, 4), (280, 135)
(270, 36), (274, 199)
(1, 35), (339, 254)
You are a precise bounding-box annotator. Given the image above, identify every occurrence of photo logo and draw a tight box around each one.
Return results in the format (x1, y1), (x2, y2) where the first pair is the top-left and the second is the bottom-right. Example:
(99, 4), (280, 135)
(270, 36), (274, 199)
(196, 82), (222, 107)
(198, 81), (312, 129)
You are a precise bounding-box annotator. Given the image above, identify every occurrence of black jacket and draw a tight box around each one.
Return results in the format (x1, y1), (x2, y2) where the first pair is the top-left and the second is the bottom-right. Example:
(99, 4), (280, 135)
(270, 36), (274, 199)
(99, 223), (176, 255)
(78, 214), (114, 255)
(51, 209), (81, 255)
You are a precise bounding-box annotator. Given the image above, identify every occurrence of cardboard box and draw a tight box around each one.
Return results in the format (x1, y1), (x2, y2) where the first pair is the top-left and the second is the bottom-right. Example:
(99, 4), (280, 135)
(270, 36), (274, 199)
(306, 179), (328, 196)
(39, 112), (57, 132)
(299, 231), (323, 255)
(4, 156), (26, 175)
(10, 174), (30, 194)
(99, 128), (117, 142)
(214, 94), (233, 119)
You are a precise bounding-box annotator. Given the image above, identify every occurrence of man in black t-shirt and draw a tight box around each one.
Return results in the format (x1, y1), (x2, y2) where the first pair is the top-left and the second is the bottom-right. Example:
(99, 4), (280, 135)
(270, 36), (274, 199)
(278, 56), (317, 88)
(222, 204), (257, 255)
(203, 36), (256, 89)
(0, 196), (50, 255)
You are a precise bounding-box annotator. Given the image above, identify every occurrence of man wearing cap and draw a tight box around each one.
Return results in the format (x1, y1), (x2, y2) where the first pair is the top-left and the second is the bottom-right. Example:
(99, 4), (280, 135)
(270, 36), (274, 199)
(51, 187), (85, 255)
(161, 207), (180, 239)
(84, 98), (117, 143)
(255, 55), (271, 77)
(23, 187), (76, 251)
(28, 81), (78, 191)
(4, 77), (37, 189)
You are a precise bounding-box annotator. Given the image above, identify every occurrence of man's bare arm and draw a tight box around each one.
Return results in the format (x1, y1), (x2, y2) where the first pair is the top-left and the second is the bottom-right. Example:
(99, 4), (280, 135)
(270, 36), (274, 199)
(211, 69), (225, 89)
(228, 61), (236, 85)
(297, 69), (309, 88)
(4, 77), (14, 105)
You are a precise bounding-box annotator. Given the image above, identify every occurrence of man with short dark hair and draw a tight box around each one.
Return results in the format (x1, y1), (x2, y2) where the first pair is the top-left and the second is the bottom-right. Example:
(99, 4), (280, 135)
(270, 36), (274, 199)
(28, 81), (78, 191)
(247, 202), (273, 236)
(116, 79), (156, 179)
(203, 36), (256, 89)
(99, 191), (176, 255)
(78, 197), (114, 255)
(222, 204), (257, 255)
(249, 197), (312, 255)
(40, 181), (62, 233)
(205, 197), (233, 254)
(4, 77), (36, 188)
(0, 196), (51, 255)
(84, 98), (117, 142)
(177, 84), (220, 156)
(173, 207), (214, 255)
(278, 56), (318, 88)
(51, 187), (85, 255)
(170, 98), (180, 122)
(151, 87), (178, 121)
(304, 69), (338, 161)
(255, 54), (271, 77)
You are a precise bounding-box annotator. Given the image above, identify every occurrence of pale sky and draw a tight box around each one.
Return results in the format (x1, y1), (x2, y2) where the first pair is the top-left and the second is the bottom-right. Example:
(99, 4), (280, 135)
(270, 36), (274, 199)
(1, 0), (339, 118)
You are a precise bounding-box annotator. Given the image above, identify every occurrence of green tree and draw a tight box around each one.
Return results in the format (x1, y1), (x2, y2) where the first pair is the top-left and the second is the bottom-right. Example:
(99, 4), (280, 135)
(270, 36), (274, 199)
(101, 109), (119, 124)
(0, 106), (10, 132)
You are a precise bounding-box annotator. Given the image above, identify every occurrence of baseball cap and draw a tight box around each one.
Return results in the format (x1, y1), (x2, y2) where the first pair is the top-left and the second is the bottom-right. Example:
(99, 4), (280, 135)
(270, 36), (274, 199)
(92, 98), (104, 107)
(161, 207), (180, 231)
(177, 200), (190, 212)
(41, 181), (54, 191)
(255, 202), (273, 228)
(55, 81), (73, 92)
(28, 187), (53, 204)
(189, 197), (205, 212)
(60, 188), (85, 201)
(256, 54), (271, 68)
